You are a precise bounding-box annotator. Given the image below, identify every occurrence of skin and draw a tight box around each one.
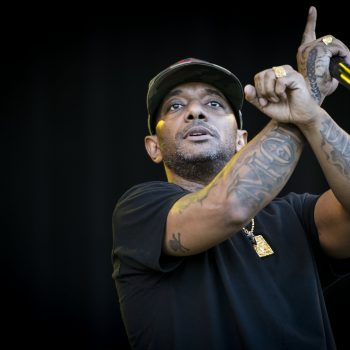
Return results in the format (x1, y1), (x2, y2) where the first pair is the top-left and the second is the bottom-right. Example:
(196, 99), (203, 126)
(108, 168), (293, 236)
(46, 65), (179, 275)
(146, 83), (246, 188)
(294, 6), (350, 258)
(297, 7), (350, 105)
(144, 6), (350, 258)
(245, 65), (350, 258)
(145, 82), (304, 255)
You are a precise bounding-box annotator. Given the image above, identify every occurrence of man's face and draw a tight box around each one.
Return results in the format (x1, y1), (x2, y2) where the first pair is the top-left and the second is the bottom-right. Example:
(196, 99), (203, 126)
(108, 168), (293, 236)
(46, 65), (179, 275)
(154, 82), (239, 179)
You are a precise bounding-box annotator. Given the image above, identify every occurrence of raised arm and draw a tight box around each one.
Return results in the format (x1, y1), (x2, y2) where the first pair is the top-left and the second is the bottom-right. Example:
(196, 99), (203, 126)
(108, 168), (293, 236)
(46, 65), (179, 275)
(297, 6), (350, 105)
(163, 7), (348, 258)
(296, 6), (350, 258)
(246, 63), (350, 259)
(164, 121), (304, 256)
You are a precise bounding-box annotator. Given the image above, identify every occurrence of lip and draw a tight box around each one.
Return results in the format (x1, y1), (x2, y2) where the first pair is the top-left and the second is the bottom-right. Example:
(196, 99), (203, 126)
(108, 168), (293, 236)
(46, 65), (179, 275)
(183, 126), (214, 139)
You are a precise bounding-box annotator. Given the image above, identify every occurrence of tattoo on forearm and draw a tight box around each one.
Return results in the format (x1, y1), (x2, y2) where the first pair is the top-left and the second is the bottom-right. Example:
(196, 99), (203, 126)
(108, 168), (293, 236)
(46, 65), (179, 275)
(320, 120), (350, 176)
(169, 232), (190, 253)
(227, 126), (302, 207)
(307, 48), (321, 104)
(172, 126), (302, 217)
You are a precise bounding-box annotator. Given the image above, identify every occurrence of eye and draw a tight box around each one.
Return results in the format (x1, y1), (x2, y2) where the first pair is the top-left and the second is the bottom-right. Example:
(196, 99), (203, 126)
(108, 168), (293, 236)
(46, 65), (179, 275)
(169, 103), (184, 111)
(207, 100), (223, 108)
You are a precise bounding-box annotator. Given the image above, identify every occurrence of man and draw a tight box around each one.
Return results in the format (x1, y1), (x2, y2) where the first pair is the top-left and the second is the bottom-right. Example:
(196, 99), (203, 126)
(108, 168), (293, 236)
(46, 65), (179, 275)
(112, 7), (350, 350)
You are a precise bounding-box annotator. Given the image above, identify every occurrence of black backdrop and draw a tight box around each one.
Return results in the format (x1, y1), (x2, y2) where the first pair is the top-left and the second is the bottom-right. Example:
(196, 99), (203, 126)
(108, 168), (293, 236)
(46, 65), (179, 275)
(3, 3), (350, 349)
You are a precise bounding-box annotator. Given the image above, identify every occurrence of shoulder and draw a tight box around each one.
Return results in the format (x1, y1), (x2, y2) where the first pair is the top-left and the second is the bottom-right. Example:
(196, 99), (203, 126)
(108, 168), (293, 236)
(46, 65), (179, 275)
(124, 181), (185, 195)
(271, 192), (319, 209)
(263, 192), (320, 223)
(256, 192), (321, 242)
(113, 181), (189, 219)
(117, 181), (186, 204)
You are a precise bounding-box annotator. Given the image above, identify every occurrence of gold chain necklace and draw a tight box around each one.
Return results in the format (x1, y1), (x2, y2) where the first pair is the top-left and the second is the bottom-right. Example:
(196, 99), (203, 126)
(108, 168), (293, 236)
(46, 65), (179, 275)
(242, 218), (274, 258)
(242, 218), (257, 245)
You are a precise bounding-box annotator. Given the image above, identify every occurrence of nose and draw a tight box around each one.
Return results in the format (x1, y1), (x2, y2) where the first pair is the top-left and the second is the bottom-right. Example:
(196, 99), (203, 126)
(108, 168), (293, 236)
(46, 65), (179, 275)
(184, 101), (208, 122)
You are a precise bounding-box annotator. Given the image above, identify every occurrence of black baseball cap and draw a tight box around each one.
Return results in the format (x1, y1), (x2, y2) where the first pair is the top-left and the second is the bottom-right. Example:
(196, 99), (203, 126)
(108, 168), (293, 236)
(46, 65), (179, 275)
(146, 58), (244, 135)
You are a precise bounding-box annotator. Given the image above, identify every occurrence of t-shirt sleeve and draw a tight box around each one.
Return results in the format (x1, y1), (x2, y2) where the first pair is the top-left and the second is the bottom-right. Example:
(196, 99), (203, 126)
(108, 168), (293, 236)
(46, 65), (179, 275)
(285, 192), (349, 286)
(112, 182), (189, 274)
(280, 191), (320, 243)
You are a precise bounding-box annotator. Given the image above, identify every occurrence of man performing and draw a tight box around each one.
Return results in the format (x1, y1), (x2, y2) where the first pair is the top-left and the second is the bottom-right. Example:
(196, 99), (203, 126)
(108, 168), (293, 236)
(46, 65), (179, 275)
(112, 7), (350, 349)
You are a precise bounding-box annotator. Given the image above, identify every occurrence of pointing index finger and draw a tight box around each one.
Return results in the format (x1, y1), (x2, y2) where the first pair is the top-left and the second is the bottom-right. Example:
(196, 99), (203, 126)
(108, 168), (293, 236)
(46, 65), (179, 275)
(301, 6), (317, 45)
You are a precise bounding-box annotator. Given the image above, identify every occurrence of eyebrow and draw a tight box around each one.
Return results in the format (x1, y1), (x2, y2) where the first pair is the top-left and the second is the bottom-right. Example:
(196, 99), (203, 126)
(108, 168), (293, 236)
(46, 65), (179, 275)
(165, 88), (226, 100)
(204, 88), (226, 100)
(165, 89), (183, 99)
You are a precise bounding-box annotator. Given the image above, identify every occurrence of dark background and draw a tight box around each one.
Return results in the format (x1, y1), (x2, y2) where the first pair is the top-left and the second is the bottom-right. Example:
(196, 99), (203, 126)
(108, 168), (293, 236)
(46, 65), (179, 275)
(3, 2), (350, 349)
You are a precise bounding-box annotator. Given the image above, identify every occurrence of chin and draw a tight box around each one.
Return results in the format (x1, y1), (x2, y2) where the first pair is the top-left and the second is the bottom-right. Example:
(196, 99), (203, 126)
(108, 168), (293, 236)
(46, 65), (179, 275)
(183, 151), (224, 163)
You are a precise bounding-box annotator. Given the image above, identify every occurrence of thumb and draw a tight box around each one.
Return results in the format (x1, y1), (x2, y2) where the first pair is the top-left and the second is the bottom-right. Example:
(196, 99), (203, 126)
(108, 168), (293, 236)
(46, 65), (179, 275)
(244, 84), (268, 109)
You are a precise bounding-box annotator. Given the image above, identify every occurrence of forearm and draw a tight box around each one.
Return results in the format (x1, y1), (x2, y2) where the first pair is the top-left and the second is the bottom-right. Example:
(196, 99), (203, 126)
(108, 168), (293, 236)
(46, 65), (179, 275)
(300, 111), (350, 212)
(214, 121), (304, 219)
(165, 121), (304, 256)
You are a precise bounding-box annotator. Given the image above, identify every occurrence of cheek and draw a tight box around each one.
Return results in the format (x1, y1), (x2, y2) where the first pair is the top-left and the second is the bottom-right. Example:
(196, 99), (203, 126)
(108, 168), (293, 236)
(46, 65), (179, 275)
(156, 126), (177, 151)
(155, 119), (166, 133)
(156, 121), (170, 143)
(156, 118), (182, 141)
(156, 118), (179, 137)
(218, 116), (236, 138)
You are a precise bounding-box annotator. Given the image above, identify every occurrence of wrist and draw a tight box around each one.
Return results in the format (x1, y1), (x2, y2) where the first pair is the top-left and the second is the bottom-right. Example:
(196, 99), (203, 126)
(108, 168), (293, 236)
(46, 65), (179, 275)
(277, 122), (306, 144)
(296, 109), (331, 136)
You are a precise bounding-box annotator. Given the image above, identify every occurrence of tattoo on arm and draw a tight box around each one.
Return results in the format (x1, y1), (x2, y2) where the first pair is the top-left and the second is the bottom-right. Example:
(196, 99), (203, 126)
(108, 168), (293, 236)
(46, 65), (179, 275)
(306, 48), (321, 104)
(320, 119), (350, 177)
(176, 192), (208, 213)
(172, 126), (302, 221)
(169, 233), (190, 253)
(172, 182), (219, 214)
(227, 126), (302, 208)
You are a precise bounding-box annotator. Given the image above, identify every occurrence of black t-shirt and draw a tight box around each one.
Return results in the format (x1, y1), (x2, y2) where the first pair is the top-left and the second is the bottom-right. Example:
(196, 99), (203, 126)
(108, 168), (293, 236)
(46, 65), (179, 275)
(112, 181), (337, 350)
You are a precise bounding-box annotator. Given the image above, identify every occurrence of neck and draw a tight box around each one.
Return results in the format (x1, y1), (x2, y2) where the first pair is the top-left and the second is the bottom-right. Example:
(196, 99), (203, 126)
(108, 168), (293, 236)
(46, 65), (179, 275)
(163, 156), (227, 192)
(167, 174), (206, 192)
(165, 168), (206, 192)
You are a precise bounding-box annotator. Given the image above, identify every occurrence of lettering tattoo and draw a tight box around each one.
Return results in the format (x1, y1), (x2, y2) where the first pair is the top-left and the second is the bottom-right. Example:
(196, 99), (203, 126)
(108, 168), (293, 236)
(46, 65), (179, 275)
(306, 48), (321, 104)
(169, 125), (302, 251)
(320, 119), (350, 177)
(227, 126), (302, 207)
(169, 232), (190, 253)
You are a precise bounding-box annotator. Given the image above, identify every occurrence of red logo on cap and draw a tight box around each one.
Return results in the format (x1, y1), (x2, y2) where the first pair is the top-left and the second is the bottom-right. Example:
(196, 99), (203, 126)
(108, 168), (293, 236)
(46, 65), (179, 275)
(169, 58), (200, 68)
(177, 58), (195, 64)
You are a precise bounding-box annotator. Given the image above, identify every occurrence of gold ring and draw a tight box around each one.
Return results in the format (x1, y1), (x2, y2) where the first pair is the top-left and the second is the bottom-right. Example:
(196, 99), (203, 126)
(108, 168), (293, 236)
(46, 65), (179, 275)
(272, 66), (287, 78)
(322, 35), (333, 45)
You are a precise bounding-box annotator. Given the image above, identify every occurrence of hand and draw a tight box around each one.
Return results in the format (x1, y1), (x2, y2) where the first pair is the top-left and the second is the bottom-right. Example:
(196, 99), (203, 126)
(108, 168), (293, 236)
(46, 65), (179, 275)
(297, 6), (350, 104)
(244, 65), (322, 127)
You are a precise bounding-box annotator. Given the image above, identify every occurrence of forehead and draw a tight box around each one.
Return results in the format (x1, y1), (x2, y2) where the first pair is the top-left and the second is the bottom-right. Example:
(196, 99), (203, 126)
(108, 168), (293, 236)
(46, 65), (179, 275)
(163, 82), (227, 100)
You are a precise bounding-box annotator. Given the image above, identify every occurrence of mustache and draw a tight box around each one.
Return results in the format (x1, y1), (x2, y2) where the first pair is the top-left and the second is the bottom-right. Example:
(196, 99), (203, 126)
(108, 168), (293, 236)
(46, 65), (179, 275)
(177, 120), (219, 139)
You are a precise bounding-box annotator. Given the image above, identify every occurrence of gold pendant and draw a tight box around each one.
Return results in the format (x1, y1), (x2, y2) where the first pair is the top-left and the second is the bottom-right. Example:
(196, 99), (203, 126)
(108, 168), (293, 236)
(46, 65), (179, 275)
(253, 235), (274, 257)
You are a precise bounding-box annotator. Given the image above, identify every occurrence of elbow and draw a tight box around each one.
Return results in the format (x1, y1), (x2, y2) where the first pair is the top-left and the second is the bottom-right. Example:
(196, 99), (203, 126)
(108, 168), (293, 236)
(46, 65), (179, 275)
(225, 197), (255, 229)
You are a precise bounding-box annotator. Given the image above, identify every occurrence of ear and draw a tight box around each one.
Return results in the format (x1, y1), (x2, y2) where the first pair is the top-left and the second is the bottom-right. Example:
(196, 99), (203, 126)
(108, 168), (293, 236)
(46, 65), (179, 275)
(144, 135), (163, 163)
(236, 129), (248, 152)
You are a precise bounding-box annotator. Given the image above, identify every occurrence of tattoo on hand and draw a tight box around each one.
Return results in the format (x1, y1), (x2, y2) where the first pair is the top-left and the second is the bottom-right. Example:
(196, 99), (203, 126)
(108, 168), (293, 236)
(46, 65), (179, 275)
(307, 48), (321, 104)
(320, 120), (350, 176)
(169, 232), (190, 253)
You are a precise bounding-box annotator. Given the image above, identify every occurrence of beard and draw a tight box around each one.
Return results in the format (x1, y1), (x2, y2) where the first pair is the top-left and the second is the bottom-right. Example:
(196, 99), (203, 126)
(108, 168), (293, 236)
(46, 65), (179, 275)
(160, 122), (237, 184)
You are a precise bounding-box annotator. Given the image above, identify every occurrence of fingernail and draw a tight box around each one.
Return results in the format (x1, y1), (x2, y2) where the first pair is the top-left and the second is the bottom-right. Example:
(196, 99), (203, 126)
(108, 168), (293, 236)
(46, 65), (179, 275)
(259, 98), (267, 107)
